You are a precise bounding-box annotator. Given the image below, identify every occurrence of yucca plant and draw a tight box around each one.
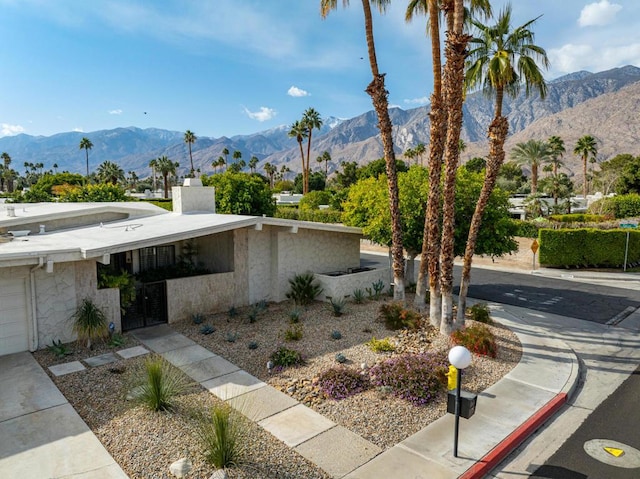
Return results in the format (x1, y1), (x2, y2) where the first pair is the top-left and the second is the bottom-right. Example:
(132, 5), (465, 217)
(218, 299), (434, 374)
(71, 298), (108, 349)
(198, 403), (247, 468)
(285, 273), (323, 305)
(133, 355), (191, 412)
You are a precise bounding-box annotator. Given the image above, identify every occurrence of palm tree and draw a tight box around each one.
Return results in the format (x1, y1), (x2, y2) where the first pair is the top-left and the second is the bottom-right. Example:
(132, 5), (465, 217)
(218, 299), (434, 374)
(232, 150), (242, 167)
(547, 135), (565, 175)
(302, 107), (323, 194)
(510, 139), (551, 195)
(288, 120), (308, 188)
(407, 0), (491, 320)
(404, 147), (416, 166)
(249, 156), (259, 173)
(148, 158), (158, 192)
(53, 162), (59, 174)
(414, 142), (426, 166)
(263, 162), (276, 188)
(184, 130), (197, 176)
(457, 4), (549, 325)
(574, 135), (598, 198)
(79, 137), (93, 176)
(97, 160), (125, 185)
(1, 152), (11, 192)
(317, 151), (331, 178)
(213, 156), (225, 173)
(322, 0), (405, 301)
(156, 156), (179, 198)
(222, 147), (229, 167)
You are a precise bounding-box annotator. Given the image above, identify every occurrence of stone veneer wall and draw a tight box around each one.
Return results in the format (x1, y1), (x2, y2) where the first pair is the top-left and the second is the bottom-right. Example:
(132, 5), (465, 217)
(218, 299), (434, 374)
(275, 228), (361, 302)
(314, 268), (391, 301)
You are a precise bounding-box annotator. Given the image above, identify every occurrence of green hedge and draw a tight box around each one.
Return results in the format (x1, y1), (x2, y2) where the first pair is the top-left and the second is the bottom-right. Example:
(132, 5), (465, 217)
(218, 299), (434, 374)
(548, 214), (608, 223)
(539, 228), (640, 268)
(512, 219), (543, 238)
(274, 206), (342, 224)
(588, 194), (640, 218)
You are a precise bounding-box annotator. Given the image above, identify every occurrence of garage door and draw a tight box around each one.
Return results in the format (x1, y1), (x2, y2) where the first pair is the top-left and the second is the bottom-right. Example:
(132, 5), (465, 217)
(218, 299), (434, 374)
(0, 278), (30, 356)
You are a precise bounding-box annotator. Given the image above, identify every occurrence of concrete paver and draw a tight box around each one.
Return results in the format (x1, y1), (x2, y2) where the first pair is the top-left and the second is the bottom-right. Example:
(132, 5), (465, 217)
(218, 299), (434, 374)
(116, 345), (149, 359)
(84, 352), (119, 367)
(201, 370), (266, 400)
(295, 425), (383, 478)
(179, 355), (240, 382)
(259, 404), (336, 447)
(161, 343), (216, 367)
(227, 384), (298, 422)
(49, 360), (86, 376)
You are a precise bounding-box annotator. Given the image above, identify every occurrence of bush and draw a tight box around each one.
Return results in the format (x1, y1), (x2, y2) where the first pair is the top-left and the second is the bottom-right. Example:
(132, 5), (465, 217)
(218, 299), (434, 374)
(451, 324), (497, 358)
(352, 289), (366, 304)
(286, 273), (323, 305)
(274, 207), (343, 224)
(369, 353), (447, 406)
(589, 194), (640, 218)
(132, 355), (191, 412)
(328, 296), (348, 317)
(284, 324), (303, 341)
(198, 403), (247, 468)
(366, 337), (396, 353)
(468, 303), (493, 324)
(512, 219), (542, 238)
(299, 190), (333, 210)
(549, 213), (608, 223)
(47, 339), (73, 358)
(269, 346), (304, 368)
(318, 367), (370, 400)
(378, 302), (422, 331)
(71, 298), (109, 349)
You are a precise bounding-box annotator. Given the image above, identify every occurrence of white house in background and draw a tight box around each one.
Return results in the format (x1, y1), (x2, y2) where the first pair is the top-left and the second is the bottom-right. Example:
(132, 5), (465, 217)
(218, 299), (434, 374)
(0, 181), (387, 357)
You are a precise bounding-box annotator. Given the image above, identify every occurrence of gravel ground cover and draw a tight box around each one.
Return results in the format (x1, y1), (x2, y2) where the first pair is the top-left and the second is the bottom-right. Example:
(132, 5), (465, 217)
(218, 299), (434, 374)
(34, 294), (521, 478)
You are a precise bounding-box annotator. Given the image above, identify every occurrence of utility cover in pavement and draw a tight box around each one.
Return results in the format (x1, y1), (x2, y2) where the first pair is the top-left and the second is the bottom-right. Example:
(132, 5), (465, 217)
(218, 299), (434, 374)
(584, 439), (640, 468)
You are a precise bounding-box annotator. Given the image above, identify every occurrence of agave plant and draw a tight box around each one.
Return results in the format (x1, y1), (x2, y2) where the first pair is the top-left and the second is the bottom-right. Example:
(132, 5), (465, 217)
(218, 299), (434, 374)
(71, 298), (108, 349)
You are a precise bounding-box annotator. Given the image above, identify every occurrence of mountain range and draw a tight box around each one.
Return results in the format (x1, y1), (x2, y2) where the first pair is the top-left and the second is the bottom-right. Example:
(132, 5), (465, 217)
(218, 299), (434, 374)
(1, 65), (640, 180)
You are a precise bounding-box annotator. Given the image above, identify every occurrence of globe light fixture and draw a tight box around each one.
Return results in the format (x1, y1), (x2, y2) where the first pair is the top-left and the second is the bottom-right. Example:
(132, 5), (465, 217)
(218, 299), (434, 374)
(448, 345), (471, 457)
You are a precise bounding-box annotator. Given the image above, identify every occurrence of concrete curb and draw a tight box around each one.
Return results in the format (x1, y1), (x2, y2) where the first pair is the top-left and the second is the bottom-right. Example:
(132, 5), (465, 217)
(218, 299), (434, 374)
(459, 393), (568, 479)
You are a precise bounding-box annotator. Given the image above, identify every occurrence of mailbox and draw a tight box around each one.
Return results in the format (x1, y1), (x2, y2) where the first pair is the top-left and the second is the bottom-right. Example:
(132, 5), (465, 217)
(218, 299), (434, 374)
(447, 390), (477, 419)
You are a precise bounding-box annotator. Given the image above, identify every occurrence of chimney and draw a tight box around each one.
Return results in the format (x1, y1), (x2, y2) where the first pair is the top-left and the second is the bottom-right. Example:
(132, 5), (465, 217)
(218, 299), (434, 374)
(172, 178), (216, 214)
(6, 205), (16, 217)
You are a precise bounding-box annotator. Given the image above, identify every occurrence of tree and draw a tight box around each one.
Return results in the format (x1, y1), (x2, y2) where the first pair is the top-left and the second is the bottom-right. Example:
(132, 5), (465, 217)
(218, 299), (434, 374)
(148, 158), (158, 192)
(248, 156), (259, 173)
(414, 142), (426, 166)
(404, 147), (416, 166)
(263, 162), (276, 188)
(510, 139), (551, 195)
(464, 156), (486, 173)
(322, 0), (405, 301)
(547, 135), (565, 175)
(574, 135), (598, 198)
(1, 152), (11, 192)
(96, 160), (125, 185)
(540, 173), (573, 213)
(302, 107), (323, 194)
(79, 137), (93, 177)
(222, 147), (229, 166)
(156, 156), (179, 199)
(202, 171), (276, 216)
(458, 4), (548, 325)
(317, 151), (332, 178)
(288, 120), (308, 189)
(496, 161), (527, 194)
(184, 130), (197, 177)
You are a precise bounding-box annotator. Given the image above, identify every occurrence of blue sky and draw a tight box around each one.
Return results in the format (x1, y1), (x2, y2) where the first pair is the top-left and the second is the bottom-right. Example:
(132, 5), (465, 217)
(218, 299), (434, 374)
(1, 0), (639, 139)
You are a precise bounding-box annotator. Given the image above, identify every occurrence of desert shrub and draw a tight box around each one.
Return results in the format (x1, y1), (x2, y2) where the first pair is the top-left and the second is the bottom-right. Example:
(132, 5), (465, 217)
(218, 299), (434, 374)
(288, 309), (302, 324)
(328, 296), (348, 317)
(284, 324), (303, 341)
(378, 302), (422, 331)
(269, 346), (304, 368)
(132, 355), (191, 412)
(352, 289), (366, 304)
(286, 273), (323, 305)
(47, 339), (73, 358)
(451, 324), (497, 358)
(71, 298), (109, 349)
(468, 303), (493, 324)
(369, 353), (447, 406)
(318, 366), (370, 400)
(331, 330), (342, 340)
(589, 194), (640, 218)
(366, 337), (396, 353)
(197, 403), (247, 468)
(107, 333), (126, 347)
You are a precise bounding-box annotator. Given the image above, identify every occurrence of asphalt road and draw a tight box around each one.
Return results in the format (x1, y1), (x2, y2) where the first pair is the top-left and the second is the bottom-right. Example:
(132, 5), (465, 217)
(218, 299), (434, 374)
(530, 365), (640, 479)
(360, 253), (640, 324)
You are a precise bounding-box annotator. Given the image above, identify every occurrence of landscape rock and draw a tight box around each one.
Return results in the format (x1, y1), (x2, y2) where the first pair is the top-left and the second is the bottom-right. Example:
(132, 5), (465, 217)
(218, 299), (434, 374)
(170, 458), (192, 478)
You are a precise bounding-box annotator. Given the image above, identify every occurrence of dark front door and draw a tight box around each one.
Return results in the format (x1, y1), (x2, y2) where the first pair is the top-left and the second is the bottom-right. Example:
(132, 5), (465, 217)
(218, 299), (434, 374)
(122, 281), (167, 331)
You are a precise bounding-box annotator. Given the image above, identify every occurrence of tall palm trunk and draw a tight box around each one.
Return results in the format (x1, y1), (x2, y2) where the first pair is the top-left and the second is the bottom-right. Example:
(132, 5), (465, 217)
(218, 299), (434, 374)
(297, 140), (306, 190)
(163, 174), (169, 199)
(457, 115), (508, 323)
(582, 155), (588, 198)
(531, 162), (538, 194)
(415, 0), (446, 324)
(305, 132), (313, 194)
(438, 0), (469, 334)
(361, 0), (405, 301)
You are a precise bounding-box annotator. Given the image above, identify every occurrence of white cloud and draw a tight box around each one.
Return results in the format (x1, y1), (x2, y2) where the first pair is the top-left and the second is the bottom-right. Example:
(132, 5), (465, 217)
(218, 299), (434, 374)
(0, 123), (25, 137)
(73, 127), (84, 132)
(287, 86), (309, 97)
(549, 42), (640, 74)
(578, 0), (622, 27)
(403, 96), (429, 105)
(108, 109), (123, 115)
(243, 106), (276, 122)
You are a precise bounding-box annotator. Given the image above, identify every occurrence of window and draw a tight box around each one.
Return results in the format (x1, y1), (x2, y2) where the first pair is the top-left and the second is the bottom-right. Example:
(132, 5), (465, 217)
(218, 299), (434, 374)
(139, 245), (175, 272)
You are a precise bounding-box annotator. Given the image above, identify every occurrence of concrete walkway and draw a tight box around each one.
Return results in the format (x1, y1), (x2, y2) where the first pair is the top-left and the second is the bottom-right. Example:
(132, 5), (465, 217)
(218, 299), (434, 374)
(0, 308), (580, 479)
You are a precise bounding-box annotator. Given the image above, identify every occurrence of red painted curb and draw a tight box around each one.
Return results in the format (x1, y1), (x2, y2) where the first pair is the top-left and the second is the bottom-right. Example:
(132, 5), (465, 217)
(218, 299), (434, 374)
(459, 392), (568, 479)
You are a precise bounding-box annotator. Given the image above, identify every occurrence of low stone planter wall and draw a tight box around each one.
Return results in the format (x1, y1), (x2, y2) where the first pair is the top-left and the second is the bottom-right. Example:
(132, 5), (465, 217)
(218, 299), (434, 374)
(314, 267), (391, 301)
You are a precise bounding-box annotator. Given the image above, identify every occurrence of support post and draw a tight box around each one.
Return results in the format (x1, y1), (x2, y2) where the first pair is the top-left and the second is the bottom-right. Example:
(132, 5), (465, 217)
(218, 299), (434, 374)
(454, 369), (461, 457)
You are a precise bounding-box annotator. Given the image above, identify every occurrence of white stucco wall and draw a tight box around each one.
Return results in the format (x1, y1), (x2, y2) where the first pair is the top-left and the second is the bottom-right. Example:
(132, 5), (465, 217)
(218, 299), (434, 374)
(166, 272), (237, 322)
(275, 228), (361, 302)
(247, 227), (275, 304)
(315, 268), (391, 301)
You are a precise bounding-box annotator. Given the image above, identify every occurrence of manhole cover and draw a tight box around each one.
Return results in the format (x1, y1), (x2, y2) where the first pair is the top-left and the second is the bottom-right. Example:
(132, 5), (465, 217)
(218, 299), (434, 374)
(583, 439), (640, 468)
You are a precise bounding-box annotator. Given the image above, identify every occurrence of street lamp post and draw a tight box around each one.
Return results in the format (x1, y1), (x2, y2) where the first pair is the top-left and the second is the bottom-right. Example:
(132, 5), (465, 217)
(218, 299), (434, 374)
(449, 345), (472, 458)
